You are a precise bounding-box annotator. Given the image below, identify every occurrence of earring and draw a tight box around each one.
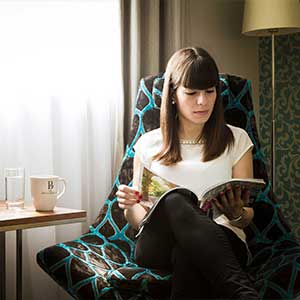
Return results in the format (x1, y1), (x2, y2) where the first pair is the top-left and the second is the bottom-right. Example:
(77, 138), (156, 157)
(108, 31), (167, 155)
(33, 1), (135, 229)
(172, 100), (175, 104)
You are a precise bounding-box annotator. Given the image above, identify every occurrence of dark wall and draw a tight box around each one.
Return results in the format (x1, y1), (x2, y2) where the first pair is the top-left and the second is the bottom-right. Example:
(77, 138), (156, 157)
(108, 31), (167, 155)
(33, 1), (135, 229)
(259, 33), (300, 239)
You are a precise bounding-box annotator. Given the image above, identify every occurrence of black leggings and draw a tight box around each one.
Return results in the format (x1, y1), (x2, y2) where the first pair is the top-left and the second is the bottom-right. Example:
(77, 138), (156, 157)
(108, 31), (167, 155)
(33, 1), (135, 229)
(134, 189), (259, 300)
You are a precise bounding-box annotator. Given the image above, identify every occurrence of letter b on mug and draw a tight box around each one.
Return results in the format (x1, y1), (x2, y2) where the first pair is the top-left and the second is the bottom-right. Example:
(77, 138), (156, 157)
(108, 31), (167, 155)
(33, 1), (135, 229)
(30, 175), (66, 211)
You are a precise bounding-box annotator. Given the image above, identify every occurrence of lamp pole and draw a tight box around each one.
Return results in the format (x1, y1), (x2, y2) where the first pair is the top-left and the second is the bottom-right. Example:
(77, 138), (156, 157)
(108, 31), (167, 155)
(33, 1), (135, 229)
(270, 29), (277, 193)
(242, 0), (300, 194)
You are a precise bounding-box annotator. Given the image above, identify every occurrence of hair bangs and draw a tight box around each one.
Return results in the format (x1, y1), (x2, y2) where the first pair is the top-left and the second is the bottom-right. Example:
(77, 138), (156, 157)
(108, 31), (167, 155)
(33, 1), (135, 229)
(182, 58), (219, 90)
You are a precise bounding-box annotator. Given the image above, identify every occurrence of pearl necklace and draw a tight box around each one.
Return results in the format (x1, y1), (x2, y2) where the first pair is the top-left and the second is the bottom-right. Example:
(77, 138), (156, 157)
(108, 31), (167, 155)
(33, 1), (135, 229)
(179, 139), (202, 145)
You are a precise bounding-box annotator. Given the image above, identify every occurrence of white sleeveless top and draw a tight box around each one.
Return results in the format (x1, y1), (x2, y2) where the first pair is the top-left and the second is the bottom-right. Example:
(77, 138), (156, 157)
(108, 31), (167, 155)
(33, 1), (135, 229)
(134, 124), (253, 243)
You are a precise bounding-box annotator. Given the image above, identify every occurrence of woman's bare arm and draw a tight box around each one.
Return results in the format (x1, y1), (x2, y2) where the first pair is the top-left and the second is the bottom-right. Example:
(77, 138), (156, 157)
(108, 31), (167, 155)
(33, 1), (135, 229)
(123, 154), (149, 230)
(231, 148), (255, 228)
(213, 148), (255, 228)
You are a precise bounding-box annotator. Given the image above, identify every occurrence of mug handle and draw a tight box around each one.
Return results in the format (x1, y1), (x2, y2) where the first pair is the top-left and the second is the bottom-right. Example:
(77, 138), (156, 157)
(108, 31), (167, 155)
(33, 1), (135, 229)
(57, 178), (66, 200)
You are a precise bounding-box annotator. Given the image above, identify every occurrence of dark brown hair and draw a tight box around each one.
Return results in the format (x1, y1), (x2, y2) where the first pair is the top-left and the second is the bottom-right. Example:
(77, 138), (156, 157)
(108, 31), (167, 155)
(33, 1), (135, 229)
(153, 47), (234, 165)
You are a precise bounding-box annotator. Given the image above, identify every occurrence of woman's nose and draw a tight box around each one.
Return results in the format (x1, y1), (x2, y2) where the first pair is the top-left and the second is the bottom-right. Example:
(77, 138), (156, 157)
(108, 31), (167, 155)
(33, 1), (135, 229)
(196, 93), (207, 105)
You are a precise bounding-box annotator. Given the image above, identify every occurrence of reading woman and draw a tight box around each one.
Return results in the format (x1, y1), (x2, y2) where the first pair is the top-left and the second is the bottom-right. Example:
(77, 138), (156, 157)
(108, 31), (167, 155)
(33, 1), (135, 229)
(116, 47), (259, 299)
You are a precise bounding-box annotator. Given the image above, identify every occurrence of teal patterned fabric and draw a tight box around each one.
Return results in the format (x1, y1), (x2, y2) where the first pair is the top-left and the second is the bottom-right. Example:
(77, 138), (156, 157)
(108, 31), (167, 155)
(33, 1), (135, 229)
(37, 74), (300, 300)
(259, 33), (300, 239)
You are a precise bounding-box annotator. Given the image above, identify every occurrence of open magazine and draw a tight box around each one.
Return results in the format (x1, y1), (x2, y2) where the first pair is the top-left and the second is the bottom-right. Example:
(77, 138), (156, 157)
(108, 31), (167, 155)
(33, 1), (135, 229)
(136, 165), (266, 235)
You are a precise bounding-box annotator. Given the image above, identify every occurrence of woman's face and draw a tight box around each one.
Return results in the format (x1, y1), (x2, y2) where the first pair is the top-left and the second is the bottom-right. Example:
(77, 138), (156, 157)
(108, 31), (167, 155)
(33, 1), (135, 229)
(174, 85), (217, 128)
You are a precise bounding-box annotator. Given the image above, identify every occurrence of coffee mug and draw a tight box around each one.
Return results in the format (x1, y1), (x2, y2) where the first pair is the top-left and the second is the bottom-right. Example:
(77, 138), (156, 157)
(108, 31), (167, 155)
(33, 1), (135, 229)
(30, 175), (66, 211)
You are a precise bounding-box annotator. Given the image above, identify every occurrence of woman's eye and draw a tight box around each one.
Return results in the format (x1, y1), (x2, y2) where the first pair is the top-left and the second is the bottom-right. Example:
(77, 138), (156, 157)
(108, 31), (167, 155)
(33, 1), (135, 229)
(206, 90), (215, 94)
(185, 92), (196, 95)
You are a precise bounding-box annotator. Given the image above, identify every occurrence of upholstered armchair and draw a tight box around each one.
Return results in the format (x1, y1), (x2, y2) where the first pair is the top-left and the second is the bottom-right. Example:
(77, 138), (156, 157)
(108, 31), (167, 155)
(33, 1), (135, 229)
(37, 73), (300, 300)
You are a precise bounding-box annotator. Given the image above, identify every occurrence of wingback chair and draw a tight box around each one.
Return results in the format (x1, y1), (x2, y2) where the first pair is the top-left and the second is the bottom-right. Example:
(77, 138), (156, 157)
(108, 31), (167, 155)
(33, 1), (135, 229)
(37, 73), (300, 300)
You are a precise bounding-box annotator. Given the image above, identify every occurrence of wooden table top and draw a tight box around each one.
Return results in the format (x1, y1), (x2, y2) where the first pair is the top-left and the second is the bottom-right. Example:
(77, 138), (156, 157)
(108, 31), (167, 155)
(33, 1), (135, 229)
(0, 200), (87, 232)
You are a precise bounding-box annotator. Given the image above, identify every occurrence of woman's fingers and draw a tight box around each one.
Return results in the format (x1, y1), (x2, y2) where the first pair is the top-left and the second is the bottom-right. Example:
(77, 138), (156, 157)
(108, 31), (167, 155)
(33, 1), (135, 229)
(214, 184), (245, 219)
(241, 188), (250, 206)
(118, 202), (136, 210)
(119, 184), (140, 198)
(225, 184), (235, 206)
(116, 191), (138, 203)
(219, 190), (229, 208)
(211, 198), (223, 211)
(117, 184), (142, 209)
(233, 184), (242, 202)
(226, 184), (244, 207)
(117, 196), (139, 209)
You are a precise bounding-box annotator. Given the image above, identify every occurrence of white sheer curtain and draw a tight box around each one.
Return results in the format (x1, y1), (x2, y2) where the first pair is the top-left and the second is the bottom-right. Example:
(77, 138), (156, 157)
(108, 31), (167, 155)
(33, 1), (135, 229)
(0, 1), (123, 299)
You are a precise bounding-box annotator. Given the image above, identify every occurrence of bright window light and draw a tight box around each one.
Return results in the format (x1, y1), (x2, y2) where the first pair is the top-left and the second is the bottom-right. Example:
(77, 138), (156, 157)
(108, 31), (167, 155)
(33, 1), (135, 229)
(0, 0), (121, 107)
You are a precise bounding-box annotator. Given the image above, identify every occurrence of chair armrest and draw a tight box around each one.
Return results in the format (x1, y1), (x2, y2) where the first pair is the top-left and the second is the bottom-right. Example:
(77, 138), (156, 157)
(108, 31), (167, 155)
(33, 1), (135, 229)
(106, 265), (171, 296)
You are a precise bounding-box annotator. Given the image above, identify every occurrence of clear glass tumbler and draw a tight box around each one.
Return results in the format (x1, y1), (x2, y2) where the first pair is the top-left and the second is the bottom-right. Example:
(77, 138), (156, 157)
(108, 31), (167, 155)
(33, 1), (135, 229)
(4, 167), (25, 210)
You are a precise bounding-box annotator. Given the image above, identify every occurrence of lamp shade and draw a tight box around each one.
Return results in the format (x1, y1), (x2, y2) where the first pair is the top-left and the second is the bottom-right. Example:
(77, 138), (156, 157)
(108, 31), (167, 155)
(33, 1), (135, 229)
(242, 0), (300, 36)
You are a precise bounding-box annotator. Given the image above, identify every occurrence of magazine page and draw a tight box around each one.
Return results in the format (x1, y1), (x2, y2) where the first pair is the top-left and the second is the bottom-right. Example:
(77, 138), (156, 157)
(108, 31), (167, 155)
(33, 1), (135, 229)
(200, 178), (266, 204)
(136, 165), (183, 233)
(138, 165), (179, 209)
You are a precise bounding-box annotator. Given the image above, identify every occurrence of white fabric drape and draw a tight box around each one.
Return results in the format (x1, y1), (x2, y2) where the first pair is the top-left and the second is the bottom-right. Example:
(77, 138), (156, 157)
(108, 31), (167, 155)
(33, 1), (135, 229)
(0, 1), (123, 299)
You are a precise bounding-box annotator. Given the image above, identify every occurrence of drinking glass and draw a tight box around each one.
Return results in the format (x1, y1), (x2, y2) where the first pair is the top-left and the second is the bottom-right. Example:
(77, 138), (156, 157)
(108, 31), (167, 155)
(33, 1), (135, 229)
(4, 167), (25, 210)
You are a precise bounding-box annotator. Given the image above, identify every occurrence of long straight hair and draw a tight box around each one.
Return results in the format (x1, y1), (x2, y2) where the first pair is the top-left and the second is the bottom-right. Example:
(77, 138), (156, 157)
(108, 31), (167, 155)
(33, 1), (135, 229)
(153, 47), (234, 165)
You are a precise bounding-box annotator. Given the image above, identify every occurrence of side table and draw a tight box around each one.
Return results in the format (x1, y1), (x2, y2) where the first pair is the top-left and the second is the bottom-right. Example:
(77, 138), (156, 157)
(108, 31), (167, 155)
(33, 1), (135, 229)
(0, 201), (86, 300)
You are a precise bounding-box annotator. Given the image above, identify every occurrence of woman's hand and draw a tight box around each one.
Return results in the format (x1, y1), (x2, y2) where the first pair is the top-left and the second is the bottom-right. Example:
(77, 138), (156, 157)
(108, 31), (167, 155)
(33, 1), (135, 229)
(116, 184), (142, 210)
(212, 184), (250, 220)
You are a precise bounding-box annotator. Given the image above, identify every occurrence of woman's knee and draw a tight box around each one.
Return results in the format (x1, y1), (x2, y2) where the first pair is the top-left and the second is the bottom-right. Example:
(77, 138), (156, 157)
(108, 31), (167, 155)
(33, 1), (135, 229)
(162, 189), (198, 210)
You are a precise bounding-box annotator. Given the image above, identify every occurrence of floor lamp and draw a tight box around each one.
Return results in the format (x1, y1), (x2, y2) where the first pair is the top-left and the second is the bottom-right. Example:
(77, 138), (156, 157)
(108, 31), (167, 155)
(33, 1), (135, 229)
(242, 0), (300, 193)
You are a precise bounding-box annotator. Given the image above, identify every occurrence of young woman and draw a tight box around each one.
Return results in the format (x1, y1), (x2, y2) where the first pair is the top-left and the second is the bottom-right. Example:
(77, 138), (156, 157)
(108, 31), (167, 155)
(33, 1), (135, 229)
(116, 47), (259, 299)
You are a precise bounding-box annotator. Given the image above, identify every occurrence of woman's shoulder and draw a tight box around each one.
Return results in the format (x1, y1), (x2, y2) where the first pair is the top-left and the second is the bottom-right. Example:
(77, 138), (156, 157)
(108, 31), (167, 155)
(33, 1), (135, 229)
(135, 128), (162, 148)
(142, 127), (162, 138)
(134, 128), (162, 167)
(225, 124), (253, 160)
(226, 124), (249, 139)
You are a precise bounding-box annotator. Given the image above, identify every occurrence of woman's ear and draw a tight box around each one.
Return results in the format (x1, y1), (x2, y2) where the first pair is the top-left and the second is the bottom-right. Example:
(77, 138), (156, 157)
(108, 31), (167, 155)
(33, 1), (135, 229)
(171, 90), (177, 105)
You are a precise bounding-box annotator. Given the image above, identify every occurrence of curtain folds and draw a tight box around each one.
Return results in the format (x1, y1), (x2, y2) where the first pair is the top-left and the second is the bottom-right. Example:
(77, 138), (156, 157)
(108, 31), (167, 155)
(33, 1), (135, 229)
(120, 0), (189, 145)
(0, 1), (123, 299)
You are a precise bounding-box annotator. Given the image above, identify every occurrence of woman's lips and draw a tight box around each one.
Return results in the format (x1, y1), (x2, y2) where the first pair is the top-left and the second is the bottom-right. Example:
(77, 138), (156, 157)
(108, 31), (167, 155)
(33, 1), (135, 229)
(193, 110), (209, 116)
